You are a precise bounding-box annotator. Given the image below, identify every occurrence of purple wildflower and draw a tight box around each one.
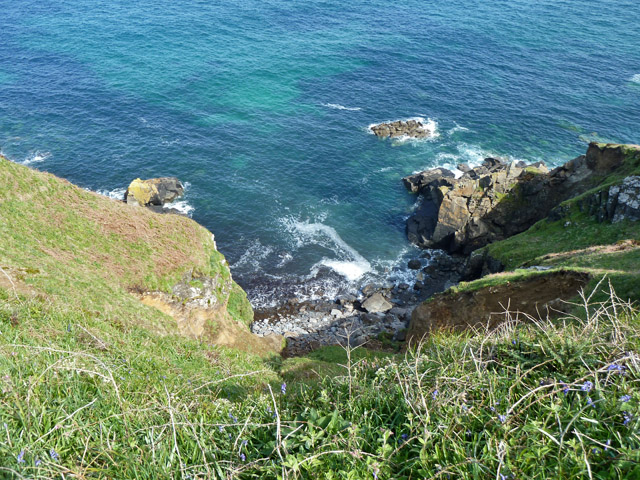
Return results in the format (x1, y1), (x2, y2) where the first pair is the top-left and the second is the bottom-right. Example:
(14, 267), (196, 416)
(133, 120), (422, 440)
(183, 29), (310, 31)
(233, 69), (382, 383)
(607, 364), (625, 374)
(400, 433), (409, 444)
(281, 382), (287, 395)
(560, 383), (569, 395)
(229, 413), (237, 423)
(218, 425), (224, 432)
(605, 439), (611, 451)
(432, 390), (438, 400)
(623, 412), (632, 426)
(587, 397), (595, 408)
(35, 458), (41, 467)
(240, 453), (246, 462)
(242, 439), (248, 446)
(498, 414), (507, 424)
(581, 381), (593, 392)
(17, 450), (25, 464)
(620, 394), (632, 403)
(49, 449), (59, 461)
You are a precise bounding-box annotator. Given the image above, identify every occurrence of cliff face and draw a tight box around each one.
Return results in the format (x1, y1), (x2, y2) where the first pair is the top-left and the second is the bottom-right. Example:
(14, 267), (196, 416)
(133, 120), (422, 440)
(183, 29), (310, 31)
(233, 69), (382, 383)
(406, 143), (640, 343)
(404, 143), (640, 255)
(0, 155), (280, 354)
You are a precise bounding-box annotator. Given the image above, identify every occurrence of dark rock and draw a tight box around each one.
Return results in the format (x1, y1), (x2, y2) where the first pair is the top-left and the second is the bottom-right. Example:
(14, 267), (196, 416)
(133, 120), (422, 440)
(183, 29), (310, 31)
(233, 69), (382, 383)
(370, 119), (437, 140)
(402, 143), (632, 255)
(407, 259), (422, 270)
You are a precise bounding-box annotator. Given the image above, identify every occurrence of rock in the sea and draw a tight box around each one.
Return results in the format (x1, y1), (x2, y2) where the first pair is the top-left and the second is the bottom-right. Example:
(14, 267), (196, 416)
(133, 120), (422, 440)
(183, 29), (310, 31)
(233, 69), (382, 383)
(403, 143), (634, 254)
(362, 292), (393, 313)
(407, 259), (422, 270)
(125, 177), (184, 207)
(370, 119), (436, 139)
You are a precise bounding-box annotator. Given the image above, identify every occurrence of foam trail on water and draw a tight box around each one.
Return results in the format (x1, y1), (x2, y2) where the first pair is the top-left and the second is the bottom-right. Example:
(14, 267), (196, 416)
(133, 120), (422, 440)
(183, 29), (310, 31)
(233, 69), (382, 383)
(630, 74), (640, 84)
(322, 103), (361, 111)
(282, 218), (371, 281)
(22, 151), (51, 165)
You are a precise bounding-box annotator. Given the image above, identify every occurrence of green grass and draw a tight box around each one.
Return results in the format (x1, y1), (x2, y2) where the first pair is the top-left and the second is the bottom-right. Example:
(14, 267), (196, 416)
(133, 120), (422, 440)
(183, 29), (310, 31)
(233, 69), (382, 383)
(2, 283), (639, 478)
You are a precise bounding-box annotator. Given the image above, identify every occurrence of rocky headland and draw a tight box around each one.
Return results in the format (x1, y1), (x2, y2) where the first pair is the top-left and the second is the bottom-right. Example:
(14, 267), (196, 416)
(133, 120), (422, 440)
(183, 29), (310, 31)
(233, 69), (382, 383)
(251, 142), (640, 354)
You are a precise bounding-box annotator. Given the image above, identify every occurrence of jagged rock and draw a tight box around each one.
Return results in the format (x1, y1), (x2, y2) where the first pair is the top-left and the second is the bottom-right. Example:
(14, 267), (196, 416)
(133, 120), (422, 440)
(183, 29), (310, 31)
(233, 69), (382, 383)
(403, 143), (635, 254)
(370, 119), (436, 139)
(579, 175), (640, 224)
(125, 177), (184, 206)
(361, 292), (393, 313)
(609, 176), (640, 222)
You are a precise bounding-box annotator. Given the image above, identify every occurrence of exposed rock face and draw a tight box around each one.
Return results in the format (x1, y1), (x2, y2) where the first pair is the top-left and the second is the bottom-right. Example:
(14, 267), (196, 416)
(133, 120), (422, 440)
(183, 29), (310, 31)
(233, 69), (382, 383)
(406, 271), (590, 345)
(578, 176), (640, 224)
(370, 119), (436, 139)
(404, 143), (633, 254)
(125, 177), (184, 207)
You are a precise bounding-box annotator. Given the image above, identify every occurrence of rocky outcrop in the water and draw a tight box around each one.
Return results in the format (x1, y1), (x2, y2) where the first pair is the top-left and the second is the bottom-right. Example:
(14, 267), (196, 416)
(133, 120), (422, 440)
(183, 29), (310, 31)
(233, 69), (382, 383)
(125, 177), (184, 207)
(404, 143), (633, 254)
(370, 119), (436, 139)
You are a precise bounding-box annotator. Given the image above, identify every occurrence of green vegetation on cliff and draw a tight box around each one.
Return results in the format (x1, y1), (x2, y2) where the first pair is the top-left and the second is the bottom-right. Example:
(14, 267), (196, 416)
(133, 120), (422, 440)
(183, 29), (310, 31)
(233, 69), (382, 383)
(1, 155), (640, 479)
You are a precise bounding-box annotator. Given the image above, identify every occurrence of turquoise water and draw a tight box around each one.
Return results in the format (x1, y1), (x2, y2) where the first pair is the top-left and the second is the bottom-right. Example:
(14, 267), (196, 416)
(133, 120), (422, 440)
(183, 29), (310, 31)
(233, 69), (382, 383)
(2, 0), (639, 304)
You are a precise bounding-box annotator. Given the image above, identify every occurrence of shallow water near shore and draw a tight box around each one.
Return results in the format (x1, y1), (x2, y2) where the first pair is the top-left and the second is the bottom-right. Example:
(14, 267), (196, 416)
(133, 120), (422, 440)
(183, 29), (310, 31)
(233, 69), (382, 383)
(1, 0), (639, 305)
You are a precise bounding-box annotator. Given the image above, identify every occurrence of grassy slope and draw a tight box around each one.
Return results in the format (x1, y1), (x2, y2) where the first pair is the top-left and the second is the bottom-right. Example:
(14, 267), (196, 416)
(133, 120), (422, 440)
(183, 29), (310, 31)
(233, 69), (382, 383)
(1, 156), (640, 478)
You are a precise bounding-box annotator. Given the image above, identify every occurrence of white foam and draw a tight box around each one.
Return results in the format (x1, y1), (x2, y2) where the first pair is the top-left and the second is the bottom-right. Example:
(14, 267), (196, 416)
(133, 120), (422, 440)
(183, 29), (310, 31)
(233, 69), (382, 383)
(232, 239), (274, 271)
(368, 117), (440, 142)
(448, 123), (470, 135)
(323, 103), (361, 111)
(22, 151), (51, 165)
(281, 218), (372, 281)
(163, 200), (194, 216)
(630, 74), (640, 84)
(97, 187), (126, 201)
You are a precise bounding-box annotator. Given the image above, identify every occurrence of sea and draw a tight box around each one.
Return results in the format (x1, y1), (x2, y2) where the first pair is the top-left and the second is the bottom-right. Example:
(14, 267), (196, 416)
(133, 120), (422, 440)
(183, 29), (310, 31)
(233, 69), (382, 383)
(1, 0), (639, 307)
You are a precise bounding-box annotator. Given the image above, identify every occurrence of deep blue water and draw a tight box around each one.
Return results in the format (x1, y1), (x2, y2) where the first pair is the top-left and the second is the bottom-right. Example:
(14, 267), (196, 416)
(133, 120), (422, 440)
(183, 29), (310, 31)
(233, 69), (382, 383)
(2, 0), (639, 304)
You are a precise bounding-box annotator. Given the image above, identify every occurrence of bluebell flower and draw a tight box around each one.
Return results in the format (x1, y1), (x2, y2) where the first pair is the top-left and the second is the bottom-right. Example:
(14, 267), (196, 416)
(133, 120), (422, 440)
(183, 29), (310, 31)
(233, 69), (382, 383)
(49, 449), (59, 461)
(623, 412), (632, 426)
(512, 339), (517, 346)
(218, 425), (224, 432)
(17, 450), (25, 464)
(240, 453), (246, 462)
(607, 364), (625, 373)
(400, 433), (408, 444)
(587, 397), (595, 408)
(605, 439), (611, 451)
(35, 458), (41, 467)
(432, 390), (438, 400)
(242, 439), (248, 446)
(620, 394), (631, 403)
(560, 383), (570, 395)
(281, 382), (287, 395)
(592, 448), (599, 454)
(498, 414), (507, 424)
(581, 381), (593, 392)
(228, 413), (237, 423)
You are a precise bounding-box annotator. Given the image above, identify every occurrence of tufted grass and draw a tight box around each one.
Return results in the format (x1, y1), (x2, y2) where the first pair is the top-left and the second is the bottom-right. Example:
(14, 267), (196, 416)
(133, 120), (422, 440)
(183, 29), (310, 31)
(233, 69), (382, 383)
(1, 280), (639, 479)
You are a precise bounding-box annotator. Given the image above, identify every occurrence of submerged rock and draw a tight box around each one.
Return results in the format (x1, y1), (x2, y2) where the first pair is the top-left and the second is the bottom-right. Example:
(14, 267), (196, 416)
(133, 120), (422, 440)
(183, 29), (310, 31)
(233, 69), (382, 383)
(125, 177), (184, 207)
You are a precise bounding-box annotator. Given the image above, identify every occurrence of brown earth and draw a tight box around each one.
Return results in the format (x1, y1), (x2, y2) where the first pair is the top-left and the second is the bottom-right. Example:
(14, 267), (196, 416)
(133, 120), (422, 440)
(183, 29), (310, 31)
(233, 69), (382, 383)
(406, 270), (590, 346)
(139, 292), (283, 356)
